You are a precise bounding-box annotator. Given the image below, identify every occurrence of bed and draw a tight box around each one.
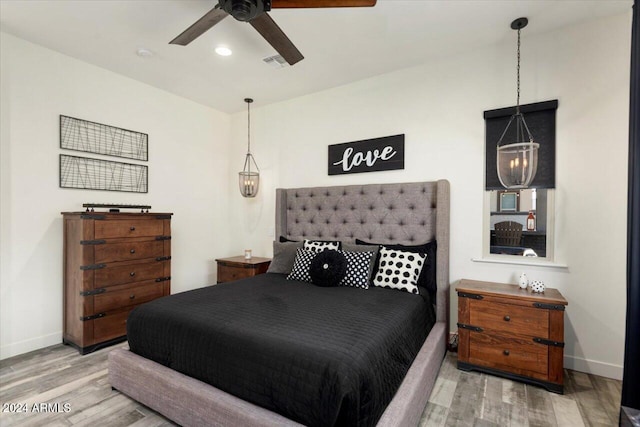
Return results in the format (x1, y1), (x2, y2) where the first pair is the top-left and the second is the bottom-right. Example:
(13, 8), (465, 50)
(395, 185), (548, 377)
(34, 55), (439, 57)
(108, 180), (450, 426)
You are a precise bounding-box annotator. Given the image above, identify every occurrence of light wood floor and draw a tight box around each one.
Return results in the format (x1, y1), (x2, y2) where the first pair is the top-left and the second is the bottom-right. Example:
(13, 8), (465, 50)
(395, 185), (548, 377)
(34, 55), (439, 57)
(0, 343), (621, 427)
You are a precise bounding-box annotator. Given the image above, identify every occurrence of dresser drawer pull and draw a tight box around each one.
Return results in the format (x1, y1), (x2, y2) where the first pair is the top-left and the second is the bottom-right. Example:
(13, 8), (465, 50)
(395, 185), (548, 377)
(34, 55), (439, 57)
(533, 302), (565, 311)
(457, 292), (483, 300)
(504, 315), (511, 321)
(503, 350), (510, 356)
(79, 288), (106, 296)
(155, 276), (171, 282)
(533, 337), (565, 347)
(156, 256), (172, 262)
(80, 312), (106, 321)
(130, 226), (136, 231)
(80, 263), (107, 271)
(155, 235), (172, 241)
(457, 323), (483, 332)
(80, 239), (106, 245)
(130, 249), (136, 254)
(130, 272), (136, 277)
(129, 294), (135, 299)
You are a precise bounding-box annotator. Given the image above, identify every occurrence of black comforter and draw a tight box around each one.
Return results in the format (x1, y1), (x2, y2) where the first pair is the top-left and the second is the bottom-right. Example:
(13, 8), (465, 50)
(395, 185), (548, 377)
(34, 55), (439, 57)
(127, 273), (435, 427)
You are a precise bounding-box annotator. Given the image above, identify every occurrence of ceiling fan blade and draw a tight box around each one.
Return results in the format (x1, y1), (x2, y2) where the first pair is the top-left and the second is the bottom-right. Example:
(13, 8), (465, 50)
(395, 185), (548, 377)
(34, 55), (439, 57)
(271, 0), (376, 8)
(250, 13), (304, 65)
(170, 7), (229, 46)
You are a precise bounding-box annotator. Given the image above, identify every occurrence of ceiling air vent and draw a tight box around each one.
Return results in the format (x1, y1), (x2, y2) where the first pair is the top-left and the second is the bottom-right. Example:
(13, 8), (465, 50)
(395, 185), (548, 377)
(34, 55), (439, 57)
(263, 54), (289, 69)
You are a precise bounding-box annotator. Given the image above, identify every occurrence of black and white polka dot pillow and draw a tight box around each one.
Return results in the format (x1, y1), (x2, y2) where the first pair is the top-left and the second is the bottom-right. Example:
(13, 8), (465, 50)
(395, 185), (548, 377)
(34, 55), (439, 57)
(338, 250), (374, 289)
(303, 239), (340, 253)
(287, 248), (317, 283)
(373, 247), (427, 294)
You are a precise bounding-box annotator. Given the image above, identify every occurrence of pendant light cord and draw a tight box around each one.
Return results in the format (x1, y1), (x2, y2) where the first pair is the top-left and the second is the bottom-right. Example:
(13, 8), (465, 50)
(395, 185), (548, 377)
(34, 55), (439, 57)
(516, 27), (521, 114)
(247, 101), (251, 155)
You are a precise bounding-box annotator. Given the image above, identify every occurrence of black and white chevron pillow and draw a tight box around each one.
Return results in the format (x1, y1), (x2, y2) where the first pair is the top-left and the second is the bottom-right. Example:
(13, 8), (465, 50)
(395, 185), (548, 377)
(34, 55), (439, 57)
(373, 247), (426, 294)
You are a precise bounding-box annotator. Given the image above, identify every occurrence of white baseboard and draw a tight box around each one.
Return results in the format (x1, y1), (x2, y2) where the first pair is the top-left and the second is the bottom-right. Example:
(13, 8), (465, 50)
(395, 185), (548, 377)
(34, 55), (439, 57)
(0, 332), (61, 360)
(564, 354), (623, 380)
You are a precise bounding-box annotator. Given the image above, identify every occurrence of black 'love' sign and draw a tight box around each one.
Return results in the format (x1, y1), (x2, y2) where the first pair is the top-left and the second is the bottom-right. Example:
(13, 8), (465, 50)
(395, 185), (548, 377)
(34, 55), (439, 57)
(328, 134), (405, 175)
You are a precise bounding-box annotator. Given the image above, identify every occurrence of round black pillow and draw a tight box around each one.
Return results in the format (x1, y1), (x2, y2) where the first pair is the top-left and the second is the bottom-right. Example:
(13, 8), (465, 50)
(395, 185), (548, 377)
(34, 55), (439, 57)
(309, 250), (347, 287)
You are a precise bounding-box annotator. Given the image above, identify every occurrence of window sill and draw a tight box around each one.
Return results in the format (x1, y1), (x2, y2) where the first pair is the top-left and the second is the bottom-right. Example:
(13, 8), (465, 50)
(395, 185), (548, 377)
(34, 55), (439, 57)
(471, 257), (568, 269)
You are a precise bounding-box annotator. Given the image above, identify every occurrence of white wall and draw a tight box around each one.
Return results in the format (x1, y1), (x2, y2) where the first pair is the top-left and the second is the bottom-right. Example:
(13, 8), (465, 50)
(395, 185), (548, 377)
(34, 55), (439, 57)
(227, 13), (631, 379)
(0, 33), (231, 359)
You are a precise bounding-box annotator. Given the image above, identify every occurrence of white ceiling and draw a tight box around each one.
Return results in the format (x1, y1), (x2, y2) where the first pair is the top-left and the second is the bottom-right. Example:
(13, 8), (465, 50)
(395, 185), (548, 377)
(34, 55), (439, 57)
(0, 0), (632, 114)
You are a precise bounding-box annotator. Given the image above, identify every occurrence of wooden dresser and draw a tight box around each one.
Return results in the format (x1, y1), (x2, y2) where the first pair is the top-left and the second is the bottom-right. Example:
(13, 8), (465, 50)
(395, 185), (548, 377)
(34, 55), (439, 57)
(215, 256), (271, 284)
(62, 211), (172, 354)
(456, 279), (568, 393)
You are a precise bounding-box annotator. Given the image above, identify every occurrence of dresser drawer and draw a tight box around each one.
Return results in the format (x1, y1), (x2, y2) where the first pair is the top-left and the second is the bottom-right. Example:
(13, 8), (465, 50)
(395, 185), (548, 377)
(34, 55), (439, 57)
(93, 308), (132, 342)
(469, 300), (549, 338)
(95, 220), (164, 239)
(95, 240), (164, 263)
(468, 331), (549, 377)
(94, 281), (164, 313)
(95, 261), (166, 288)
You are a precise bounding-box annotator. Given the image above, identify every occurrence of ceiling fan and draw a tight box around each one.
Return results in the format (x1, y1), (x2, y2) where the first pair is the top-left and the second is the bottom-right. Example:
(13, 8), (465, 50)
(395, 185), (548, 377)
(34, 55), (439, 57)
(170, 0), (377, 66)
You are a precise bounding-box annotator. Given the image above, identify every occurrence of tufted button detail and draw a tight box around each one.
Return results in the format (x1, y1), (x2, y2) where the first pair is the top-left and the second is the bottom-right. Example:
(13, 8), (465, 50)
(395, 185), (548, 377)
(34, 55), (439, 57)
(326, 219), (331, 224)
(388, 205), (394, 210)
(399, 220), (404, 226)
(325, 191), (330, 197)
(399, 189), (404, 194)
(410, 236), (415, 242)
(360, 220), (366, 225)
(302, 206), (307, 211)
(317, 205), (322, 211)
(369, 205), (375, 211)
(295, 219), (299, 224)
(295, 193), (299, 198)
(343, 219), (348, 224)
(333, 206), (338, 211)
(343, 191), (347, 196)
(409, 204), (415, 210)
(333, 233), (338, 239)
(421, 221), (426, 226)
(379, 220), (384, 225)
(368, 234), (373, 240)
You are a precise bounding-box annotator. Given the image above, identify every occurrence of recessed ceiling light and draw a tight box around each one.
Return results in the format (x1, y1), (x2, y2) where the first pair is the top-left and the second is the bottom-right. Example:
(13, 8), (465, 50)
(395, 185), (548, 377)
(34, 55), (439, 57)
(136, 48), (154, 58)
(215, 46), (233, 56)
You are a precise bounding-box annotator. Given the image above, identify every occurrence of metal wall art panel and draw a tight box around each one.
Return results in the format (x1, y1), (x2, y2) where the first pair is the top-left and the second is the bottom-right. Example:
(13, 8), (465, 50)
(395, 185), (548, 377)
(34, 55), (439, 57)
(60, 115), (148, 161)
(60, 154), (148, 193)
(328, 134), (405, 175)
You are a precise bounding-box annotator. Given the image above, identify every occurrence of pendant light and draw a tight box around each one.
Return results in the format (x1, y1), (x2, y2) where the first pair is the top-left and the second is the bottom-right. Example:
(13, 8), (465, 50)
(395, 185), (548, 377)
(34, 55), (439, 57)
(496, 17), (539, 189)
(239, 98), (260, 198)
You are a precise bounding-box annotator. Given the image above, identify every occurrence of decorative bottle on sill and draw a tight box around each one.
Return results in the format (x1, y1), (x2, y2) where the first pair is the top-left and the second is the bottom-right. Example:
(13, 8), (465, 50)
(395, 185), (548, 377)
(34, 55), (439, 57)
(527, 211), (536, 231)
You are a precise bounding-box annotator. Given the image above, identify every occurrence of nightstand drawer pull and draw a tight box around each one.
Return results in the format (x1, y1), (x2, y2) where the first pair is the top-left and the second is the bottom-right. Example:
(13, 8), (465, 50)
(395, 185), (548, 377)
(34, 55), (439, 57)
(504, 315), (511, 321)
(533, 337), (565, 347)
(503, 350), (510, 356)
(533, 302), (565, 311)
(457, 323), (483, 332)
(130, 272), (136, 277)
(130, 226), (136, 231)
(457, 292), (483, 300)
(129, 294), (135, 299)
(130, 249), (136, 254)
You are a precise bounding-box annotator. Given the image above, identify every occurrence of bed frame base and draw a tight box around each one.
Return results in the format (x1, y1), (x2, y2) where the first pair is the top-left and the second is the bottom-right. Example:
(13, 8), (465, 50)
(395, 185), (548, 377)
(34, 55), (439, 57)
(109, 322), (445, 427)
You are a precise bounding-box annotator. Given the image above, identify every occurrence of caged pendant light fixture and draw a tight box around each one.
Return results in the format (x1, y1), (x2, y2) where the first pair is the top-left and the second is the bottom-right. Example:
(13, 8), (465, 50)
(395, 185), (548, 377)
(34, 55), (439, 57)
(239, 98), (260, 198)
(496, 17), (539, 189)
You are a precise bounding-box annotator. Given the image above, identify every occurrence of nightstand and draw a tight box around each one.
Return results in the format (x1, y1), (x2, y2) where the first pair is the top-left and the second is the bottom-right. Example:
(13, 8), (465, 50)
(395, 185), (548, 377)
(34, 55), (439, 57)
(456, 279), (568, 393)
(215, 256), (271, 284)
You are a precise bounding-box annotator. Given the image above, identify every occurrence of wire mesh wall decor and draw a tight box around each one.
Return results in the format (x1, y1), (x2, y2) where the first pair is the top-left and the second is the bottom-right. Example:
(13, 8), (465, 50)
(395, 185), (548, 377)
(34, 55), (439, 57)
(60, 115), (148, 161)
(60, 154), (148, 193)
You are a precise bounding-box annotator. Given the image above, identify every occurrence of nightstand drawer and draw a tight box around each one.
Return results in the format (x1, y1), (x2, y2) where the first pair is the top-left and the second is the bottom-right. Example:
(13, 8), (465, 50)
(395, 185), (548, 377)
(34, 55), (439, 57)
(218, 266), (255, 283)
(215, 256), (271, 284)
(469, 300), (549, 338)
(468, 331), (548, 377)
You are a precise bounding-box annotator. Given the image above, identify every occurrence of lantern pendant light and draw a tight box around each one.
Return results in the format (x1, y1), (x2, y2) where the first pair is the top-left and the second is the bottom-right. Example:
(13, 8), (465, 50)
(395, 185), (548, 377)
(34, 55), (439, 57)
(239, 98), (260, 198)
(496, 17), (539, 190)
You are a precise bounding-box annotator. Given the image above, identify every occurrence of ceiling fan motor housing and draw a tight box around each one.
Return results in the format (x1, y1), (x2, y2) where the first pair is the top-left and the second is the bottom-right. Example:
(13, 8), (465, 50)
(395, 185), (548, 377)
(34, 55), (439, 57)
(220, 0), (271, 22)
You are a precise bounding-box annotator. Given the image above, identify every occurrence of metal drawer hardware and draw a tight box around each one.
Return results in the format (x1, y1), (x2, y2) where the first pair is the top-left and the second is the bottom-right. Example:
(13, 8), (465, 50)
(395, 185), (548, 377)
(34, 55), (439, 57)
(79, 288), (106, 296)
(457, 323), (484, 332)
(80, 214), (106, 220)
(130, 272), (136, 276)
(155, 276), (171, 282)
(156, 256), (172, 262)
(80, 313), (106, 321)
(155, 215), (172, 220)
(80, 239), (106, 245)
(155, 235), (172, 241)
(130, 226), (136, 231)
(533, 337), (565, 347)
(80, 263), (106, 271)
(504, 315), (511, 321)
(533, 302), (565, 311)
(503, 350), (510, 356)
(129, 294), (136, 299)
(130, 249), (136, 254)
(457, 292), (484, 300)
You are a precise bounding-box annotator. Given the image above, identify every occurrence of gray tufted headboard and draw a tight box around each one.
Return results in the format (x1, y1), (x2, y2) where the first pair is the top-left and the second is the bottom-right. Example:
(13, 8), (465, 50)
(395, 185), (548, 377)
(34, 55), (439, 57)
(275, 180), (450, 328)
